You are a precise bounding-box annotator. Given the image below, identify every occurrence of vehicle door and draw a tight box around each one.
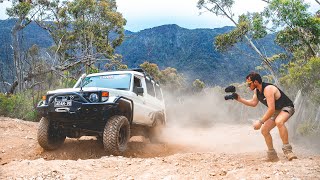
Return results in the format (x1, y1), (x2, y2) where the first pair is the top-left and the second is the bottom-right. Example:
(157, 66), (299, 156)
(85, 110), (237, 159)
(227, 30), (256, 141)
(130, 75), (151, 125)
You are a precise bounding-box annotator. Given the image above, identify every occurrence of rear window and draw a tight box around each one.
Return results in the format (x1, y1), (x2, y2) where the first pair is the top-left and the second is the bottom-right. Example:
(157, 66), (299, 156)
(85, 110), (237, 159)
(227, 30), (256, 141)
(146, 78), (155, 97)
(155, 84), (162, 100)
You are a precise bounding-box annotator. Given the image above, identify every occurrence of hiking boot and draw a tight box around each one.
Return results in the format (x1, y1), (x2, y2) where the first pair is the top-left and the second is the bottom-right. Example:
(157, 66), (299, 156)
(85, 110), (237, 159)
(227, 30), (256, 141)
(264, 149), (279, 162)
(282, 144), (298, 161)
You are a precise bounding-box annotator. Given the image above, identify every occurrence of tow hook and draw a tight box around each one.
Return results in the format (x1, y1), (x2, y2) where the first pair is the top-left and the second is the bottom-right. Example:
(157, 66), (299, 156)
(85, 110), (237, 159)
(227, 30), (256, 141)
(55, 108), (70, 113)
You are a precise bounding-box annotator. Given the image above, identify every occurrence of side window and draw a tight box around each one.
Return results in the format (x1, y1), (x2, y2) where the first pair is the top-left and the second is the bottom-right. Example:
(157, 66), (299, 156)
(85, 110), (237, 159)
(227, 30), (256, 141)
(155, 84), (162, 100)
(146, 78), (155, 97)
(133, 76), (142, 93)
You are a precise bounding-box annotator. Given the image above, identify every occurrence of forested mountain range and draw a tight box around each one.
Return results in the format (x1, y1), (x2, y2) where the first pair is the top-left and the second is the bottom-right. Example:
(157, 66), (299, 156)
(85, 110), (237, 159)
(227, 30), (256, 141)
(0, 19), (283, 85)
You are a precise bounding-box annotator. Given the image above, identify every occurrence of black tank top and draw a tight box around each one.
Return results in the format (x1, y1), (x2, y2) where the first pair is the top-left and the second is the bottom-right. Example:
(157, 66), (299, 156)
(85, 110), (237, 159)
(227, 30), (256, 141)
(256, 82), (294, 110)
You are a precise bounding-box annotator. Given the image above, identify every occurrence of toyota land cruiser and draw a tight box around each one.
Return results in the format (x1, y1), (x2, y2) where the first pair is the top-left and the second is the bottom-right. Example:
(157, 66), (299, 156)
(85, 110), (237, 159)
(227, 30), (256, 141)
(36, 69), (166, 155)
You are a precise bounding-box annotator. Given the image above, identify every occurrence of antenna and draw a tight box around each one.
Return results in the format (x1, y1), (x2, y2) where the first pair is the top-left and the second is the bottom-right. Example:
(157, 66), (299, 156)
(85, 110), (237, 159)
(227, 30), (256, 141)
(80, 73), (87, 92)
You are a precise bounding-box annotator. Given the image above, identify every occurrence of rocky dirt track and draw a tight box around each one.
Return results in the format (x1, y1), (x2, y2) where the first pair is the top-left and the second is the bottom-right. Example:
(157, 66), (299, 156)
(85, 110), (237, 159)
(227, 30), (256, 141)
(1, 117), (320, 180)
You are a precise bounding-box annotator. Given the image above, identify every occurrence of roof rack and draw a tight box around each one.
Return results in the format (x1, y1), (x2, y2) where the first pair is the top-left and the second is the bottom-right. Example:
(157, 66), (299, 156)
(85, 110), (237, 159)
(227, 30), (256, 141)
(121, 68), (160, 85)
(131, 68), (145, 73)
(128, 68), (149, 77)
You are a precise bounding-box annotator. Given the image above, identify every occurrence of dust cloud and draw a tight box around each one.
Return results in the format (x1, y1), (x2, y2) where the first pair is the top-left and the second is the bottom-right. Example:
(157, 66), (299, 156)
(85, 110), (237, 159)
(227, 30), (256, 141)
(160, 87), (320, 155)
(288, 89), (320, 154)
(160, 88), (271, 154)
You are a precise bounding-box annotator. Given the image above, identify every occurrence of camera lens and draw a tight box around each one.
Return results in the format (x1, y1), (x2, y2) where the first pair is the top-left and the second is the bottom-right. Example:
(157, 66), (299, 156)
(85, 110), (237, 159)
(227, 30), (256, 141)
(224, 94), (234, 100)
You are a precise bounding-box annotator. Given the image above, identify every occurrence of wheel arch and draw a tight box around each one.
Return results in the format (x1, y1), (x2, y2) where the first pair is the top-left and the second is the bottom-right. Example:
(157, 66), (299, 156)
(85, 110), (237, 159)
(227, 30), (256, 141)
(115, 96), (134, 124)
(151, 110), (166, 127)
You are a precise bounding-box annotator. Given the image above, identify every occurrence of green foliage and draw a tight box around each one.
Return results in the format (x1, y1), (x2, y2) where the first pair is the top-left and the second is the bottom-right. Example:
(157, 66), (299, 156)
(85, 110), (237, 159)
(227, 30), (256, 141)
(140, 62), (186, 92)
(6, 2), (32, 18)
(0, 94), (16, 116)
(88, 66), (100, 74)
(105, 54), (128, 71)
(197, 0), (235, 16)
(61, 71), (77, 88)
(35, 0), (126, 72)
(251, 13), (267, 39)
(267, 53), (287, 63)
(140, 62), (162, 81)
(265, 0), (310, 27)
(264, 0), (319, 58)
(0, 92), (41, 121)
(25, 110), (38, 121)
(215, 16), (250, 51)
(215, 12), (269, 51)
(281, 57), (320, 104)
(160, 67), (186, 92)
(192, 79), (206, 92)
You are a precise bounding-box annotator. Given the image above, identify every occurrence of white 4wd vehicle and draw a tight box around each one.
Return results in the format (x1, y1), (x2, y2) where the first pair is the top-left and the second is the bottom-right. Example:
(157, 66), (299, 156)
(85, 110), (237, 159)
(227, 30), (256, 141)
(37, 69), (166, 155)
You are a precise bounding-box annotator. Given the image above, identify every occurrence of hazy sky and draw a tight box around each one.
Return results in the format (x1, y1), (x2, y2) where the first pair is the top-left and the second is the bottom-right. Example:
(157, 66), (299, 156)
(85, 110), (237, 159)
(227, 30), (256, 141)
(0, 0), (318, 32)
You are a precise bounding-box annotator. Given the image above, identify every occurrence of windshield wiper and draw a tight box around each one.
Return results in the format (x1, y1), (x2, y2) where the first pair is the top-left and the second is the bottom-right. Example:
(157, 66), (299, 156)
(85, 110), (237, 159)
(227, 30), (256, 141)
(114, 88), (128, 90)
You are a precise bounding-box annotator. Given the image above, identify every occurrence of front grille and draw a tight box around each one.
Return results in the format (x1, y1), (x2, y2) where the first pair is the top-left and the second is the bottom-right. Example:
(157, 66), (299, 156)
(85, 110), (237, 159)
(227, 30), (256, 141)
(47, 91), (102, 104)
(49, 94), (88, 103)
(55, 95), (73, 101)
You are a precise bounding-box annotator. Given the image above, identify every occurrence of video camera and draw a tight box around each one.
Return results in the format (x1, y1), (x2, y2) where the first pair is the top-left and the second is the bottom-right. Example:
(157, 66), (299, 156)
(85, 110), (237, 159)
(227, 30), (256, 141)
(224, 85), (238, 100)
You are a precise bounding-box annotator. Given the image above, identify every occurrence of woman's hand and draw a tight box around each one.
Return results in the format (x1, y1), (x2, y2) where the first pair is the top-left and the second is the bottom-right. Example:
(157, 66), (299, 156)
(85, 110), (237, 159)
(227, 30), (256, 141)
(253, 120), (263, 130)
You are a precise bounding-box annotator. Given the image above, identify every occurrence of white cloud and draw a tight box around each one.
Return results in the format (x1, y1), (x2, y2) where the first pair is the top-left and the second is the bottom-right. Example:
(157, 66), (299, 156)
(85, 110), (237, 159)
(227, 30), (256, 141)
(0, 1), (12, 19)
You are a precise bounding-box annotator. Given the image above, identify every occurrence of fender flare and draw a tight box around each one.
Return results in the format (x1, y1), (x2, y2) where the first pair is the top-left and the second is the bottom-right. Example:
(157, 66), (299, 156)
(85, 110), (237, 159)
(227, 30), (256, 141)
(114, 96), (134, 124)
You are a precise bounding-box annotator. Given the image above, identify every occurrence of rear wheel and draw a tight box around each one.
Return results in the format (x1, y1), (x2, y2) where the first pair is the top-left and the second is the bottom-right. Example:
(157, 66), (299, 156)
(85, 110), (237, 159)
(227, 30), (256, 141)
(148, 113), (165, 143)
(37, 117), (66, 150)
(103, 115), (130, 155)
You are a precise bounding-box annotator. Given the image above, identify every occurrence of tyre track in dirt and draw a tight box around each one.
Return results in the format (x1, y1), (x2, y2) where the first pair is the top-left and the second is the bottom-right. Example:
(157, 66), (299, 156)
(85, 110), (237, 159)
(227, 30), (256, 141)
(1, 117), (320, 179)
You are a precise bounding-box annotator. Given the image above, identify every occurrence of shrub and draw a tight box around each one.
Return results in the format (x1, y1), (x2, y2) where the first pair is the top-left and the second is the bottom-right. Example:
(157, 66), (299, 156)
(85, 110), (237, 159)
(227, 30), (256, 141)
(297, 122), (318, 136)
(0, 92), (41, 121)
(0, 93), (16, 116)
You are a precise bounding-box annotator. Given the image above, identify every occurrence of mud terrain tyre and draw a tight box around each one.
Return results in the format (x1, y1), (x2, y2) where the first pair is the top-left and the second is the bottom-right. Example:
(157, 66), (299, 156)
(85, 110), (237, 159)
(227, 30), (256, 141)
(37, 117), (66, 150)
(103, 115), (130, 155)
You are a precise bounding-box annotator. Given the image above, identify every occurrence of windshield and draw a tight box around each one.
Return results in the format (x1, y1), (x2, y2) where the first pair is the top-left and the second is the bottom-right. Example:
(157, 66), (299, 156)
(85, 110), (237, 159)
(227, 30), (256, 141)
(76, 74), (132, 90)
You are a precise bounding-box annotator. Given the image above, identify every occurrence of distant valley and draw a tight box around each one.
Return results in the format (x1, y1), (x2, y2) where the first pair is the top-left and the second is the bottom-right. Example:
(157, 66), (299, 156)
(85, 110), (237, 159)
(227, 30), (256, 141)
(0, 19), (283, 85)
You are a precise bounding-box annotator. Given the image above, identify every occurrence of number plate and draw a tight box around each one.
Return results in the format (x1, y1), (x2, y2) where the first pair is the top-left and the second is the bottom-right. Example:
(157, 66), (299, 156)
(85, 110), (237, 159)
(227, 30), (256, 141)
(54, 100), (72, 107)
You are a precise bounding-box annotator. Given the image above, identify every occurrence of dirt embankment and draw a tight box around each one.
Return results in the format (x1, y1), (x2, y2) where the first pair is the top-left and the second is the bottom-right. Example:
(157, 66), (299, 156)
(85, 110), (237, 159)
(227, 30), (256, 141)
(1, 117), (320, 179)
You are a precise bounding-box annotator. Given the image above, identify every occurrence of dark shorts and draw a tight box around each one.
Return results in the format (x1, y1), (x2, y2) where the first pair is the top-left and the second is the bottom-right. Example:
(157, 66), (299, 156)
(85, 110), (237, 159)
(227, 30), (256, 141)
(271, 106), (295, 120)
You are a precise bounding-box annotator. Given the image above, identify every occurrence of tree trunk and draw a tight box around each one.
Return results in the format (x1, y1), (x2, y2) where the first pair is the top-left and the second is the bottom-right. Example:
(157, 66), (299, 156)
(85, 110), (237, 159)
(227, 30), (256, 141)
(244, 36), (279, 85)
(11, 20), (23, 93)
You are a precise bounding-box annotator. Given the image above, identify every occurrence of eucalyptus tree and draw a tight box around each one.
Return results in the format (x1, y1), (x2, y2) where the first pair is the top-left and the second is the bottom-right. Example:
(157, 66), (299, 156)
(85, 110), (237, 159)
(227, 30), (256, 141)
(6, 0), (35, 92)
(140, 62), (186, 92)
(104, 54), (128, 71)
(34, 0), (126, 74)
(6, 0), (126, 92)
(197, 0), (279, 84)
(160, 67), (186, 92)
(140, 61), (162, 81)
(263, 0), (320, 59)
(262, 0), (320, 102)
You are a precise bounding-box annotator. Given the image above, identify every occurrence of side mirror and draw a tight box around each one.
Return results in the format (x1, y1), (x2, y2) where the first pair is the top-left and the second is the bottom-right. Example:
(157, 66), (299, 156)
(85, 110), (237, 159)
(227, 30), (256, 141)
(136, 87), (144, 95)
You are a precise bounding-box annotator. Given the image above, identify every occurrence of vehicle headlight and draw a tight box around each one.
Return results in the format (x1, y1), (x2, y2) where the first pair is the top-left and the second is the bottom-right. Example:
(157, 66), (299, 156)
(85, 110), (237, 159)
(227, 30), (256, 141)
(89, 93), (99, 102)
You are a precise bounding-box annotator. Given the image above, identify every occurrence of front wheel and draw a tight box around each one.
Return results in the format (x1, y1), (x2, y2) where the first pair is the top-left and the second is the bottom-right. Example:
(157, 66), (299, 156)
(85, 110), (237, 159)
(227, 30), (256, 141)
(103, 115), (130, 155)
(37, 117), (66, 150)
